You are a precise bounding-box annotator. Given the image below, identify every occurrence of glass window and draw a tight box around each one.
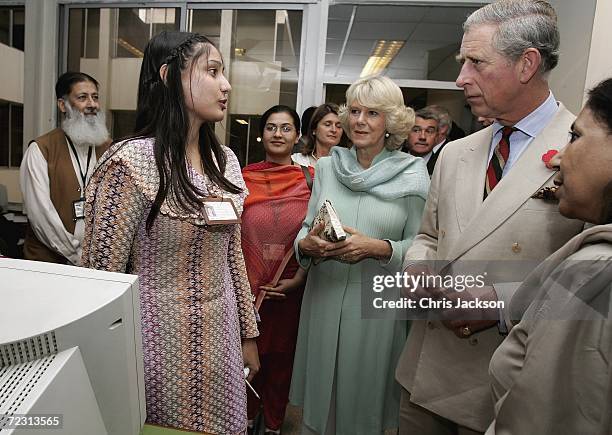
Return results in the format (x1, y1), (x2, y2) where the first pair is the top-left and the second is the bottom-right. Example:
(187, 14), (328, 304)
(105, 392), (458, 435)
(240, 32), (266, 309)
(150, 9), (178, 38)
(0, 102), (8, 166)
(67, 9), (85, 71)
(12, 8), (24, 51)
(67, 9), (101, 62)
(116, 8), (179, 58)
(65, 6), (301, 158)
(325, 4), (477, 82)
(85, 9), (100, 59)
(228, 114), (264, 166)
(0, 7), (24, 51)
(0, 103), (24, 168)
(0, 9), (9, 46)
(189, 10), (221, 46)
(116, 9), (152, 58)
(0, 6), (24, 168)
(10, 103), (23, 167)
(67, 8), (180, 140)
(190, 8), (302, 166)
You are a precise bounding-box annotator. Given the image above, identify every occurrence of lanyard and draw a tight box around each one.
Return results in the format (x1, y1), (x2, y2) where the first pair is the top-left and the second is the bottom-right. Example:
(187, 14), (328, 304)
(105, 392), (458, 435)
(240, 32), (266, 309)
(65, 134), (93, 193)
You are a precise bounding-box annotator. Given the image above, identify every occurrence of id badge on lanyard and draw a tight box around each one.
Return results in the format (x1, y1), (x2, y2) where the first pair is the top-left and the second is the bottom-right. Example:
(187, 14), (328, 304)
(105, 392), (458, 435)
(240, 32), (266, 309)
(202, 197), (241, 225)
(66, 134), (92, 222)
(72, 197), (86, 220)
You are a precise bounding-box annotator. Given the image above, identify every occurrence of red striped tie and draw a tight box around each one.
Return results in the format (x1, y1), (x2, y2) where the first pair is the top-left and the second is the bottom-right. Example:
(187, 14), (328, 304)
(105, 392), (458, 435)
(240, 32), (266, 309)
(484, 126), (515, 199)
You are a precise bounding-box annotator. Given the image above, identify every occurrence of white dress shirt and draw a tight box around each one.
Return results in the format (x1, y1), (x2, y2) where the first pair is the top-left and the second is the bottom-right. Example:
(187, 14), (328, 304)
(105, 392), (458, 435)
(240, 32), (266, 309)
(291, 152), (317, 167)
(20, 140), (98, 265)
(420, 140), (446, 164)
(488, 91), (560, 176)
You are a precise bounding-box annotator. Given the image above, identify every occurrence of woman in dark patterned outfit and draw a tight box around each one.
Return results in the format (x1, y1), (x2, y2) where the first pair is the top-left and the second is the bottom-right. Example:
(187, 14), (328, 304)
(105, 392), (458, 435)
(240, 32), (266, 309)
(81, 32), (259, 434)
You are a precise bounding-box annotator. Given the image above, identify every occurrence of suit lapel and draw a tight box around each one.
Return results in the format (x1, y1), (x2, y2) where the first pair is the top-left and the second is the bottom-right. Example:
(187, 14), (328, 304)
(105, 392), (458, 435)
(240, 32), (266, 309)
(454, 128), (492, 232)
(427, 141), (447, 175)
(426, 154), (436, 175)
(447, 104), (575, 262)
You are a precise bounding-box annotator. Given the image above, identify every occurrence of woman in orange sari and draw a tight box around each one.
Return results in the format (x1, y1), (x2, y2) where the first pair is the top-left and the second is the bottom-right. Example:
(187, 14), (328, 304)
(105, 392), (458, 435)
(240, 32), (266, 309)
(242, 105), (313, 435)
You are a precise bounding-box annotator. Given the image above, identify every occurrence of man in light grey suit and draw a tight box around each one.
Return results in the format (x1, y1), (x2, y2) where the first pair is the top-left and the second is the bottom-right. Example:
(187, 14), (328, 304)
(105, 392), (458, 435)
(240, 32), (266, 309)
(395, 1), (585, 434)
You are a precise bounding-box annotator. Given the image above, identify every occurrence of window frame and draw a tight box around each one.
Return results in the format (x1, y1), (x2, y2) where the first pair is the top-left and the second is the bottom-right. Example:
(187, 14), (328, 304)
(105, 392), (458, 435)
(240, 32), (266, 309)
(0, 4), (25, 169)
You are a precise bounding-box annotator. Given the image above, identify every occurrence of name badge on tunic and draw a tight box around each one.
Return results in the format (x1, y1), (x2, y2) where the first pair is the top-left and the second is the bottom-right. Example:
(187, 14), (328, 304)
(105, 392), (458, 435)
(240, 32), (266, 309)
(203, 197), (241, 225)
(72, 197), (86, 221)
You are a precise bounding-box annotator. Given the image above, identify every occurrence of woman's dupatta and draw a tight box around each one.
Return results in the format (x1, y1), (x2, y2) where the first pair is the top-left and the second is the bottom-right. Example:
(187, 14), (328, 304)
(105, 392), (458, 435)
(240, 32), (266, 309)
(241, 162), (313, 308)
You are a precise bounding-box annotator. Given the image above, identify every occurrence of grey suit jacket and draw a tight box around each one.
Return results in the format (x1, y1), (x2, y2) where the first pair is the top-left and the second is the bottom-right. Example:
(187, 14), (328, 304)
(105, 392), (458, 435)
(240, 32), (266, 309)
(395, 103), (585, 431)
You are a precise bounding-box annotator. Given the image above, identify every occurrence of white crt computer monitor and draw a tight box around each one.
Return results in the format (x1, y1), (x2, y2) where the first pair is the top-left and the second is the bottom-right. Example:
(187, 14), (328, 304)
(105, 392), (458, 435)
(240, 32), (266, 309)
(0, 259), (145, 435)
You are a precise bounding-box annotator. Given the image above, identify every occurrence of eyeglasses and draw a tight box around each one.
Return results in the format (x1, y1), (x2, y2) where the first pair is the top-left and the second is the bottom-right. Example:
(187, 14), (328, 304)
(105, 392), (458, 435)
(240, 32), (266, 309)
(264, 123), (295, 134)
(411, 127), (438, 136)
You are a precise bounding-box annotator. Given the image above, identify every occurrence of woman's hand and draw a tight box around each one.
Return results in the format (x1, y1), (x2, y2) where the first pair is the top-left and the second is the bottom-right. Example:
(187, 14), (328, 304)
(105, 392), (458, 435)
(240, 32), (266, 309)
(242, 338), (260, 382)
(324, 226), (392, 264)
(260, 268), (307, 300)
(298, 222), (335, 258)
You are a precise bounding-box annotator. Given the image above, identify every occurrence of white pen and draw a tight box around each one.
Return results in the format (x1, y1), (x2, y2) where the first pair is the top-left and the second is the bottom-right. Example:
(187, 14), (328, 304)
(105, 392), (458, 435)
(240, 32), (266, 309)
(244, 367), (260, 399)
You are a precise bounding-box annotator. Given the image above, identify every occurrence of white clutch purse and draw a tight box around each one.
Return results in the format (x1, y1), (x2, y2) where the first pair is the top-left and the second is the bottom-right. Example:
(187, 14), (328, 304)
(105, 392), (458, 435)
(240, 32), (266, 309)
(311, 200), (347, 264)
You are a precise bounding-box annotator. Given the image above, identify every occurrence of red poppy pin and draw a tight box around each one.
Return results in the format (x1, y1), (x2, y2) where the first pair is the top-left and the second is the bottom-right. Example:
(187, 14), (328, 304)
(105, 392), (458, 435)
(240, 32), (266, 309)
(541, 149), (559, 170)
(532, 149), (560, 200)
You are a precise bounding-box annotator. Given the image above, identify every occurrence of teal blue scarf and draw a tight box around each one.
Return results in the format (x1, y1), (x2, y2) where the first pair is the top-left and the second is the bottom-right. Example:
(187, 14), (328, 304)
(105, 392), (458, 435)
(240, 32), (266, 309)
(331, 147), (430, 200)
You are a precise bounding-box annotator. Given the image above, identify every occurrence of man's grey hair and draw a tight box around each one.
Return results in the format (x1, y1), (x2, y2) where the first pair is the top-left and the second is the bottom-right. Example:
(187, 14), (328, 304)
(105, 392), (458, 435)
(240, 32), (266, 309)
(464, 0), (559, 75)
(424, 105), (452, 131)
(415, 107), (440, 125)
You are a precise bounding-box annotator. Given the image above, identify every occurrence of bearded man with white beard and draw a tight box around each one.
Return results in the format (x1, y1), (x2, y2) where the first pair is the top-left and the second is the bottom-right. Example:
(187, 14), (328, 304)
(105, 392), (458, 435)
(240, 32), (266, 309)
(20, 72), (111, 265)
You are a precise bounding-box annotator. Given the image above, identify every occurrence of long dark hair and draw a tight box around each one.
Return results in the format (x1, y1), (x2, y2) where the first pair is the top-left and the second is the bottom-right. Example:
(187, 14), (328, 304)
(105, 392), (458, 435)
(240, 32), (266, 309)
(300, 103), (345, 155)
(134, 31), (241, 230)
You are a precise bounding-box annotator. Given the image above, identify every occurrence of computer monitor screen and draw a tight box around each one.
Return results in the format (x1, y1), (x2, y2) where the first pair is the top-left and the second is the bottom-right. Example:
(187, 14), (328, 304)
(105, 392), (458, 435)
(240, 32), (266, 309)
(0, 259), (145, 435)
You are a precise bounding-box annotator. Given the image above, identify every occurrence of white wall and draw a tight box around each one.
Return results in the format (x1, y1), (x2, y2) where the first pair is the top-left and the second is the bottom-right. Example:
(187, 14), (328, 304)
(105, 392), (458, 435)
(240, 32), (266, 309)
(548, 0), (597, 114)
(80, 57), (142, 112)
(0, 169), (21, 203)
(108, 58), (142, 110)
(0, 45), (24, 204)
(0, 44), (24, 104)
(427, 89), (468, 130)
(583, 0), (612, 101)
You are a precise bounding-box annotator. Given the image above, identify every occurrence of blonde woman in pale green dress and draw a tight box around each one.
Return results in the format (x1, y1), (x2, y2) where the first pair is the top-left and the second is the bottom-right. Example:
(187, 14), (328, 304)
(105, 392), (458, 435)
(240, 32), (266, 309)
(290, 75), (430, 435)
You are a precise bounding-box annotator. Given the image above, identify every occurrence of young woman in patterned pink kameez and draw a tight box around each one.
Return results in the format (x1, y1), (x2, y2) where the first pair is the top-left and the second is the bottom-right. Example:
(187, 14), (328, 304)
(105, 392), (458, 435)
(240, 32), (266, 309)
(81, 32), (259, 434)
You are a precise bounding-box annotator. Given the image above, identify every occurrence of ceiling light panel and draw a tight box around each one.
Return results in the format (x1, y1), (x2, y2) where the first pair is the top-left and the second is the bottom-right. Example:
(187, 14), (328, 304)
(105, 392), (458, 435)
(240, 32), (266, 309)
(360, 40), (405, 77)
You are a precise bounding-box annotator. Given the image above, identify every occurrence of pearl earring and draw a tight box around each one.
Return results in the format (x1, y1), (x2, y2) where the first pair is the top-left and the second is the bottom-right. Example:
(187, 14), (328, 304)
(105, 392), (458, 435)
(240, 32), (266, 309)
(385, 132), (390, 138)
